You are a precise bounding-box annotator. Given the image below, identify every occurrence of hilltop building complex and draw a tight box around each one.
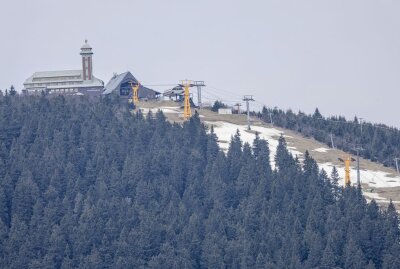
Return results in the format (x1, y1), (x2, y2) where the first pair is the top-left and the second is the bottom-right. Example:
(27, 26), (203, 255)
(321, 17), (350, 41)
(22, 41), (104, 96)
(22, 41), (162, 101)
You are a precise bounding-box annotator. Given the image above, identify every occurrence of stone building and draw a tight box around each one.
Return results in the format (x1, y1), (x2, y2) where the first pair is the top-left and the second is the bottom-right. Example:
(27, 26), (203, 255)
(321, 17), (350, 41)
(22, 40), (104, 96)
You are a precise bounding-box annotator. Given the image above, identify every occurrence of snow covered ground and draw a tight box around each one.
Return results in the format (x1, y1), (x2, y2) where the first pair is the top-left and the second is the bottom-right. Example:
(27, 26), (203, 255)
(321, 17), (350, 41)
(206, 120), (400, 203)
(363, 192), (386, 200)
(139, 107), (181, 114)
(312, 147), (330, 153)
(362, 191), (389, 202)
(318, 162), (400, 189)
(206, 121), (302, 168)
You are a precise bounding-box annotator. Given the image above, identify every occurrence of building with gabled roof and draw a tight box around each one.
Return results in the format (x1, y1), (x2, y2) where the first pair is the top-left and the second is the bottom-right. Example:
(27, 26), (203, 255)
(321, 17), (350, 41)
(103, 71), (161, 100)
(22, 40), (104, 96)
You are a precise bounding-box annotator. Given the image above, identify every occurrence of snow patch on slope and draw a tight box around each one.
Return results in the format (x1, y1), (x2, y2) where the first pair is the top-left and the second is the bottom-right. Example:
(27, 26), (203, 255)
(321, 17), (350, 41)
(312, 147), (330, 153)
(206, 121), (302, 168)
(319, 162), (400, 189)
(363, 192), (387, 201)
(139, 107), (181, 114)
(207, 120), (400, 197)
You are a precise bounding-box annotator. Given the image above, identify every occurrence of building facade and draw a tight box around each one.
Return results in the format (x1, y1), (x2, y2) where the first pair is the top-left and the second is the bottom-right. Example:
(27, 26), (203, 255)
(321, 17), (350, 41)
(103, 72), (161, 100)
(22, 41), (104, 96)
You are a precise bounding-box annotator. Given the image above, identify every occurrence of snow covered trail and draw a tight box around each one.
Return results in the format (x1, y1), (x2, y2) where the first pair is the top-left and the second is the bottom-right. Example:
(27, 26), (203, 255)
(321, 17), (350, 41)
(206, 121), (302, 168)
(139, 107), (181, 114)
(319, 162), (400, 189)
(312, 147), (330, 153)
(206, 121), (400, 202)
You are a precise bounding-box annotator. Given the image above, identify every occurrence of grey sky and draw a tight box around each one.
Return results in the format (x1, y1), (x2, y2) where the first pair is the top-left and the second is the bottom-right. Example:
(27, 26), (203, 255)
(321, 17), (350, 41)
(1, 0), (400, 126)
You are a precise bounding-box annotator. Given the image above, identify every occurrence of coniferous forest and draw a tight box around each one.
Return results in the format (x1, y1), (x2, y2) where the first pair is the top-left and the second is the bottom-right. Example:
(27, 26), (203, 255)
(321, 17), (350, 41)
(258, 107), (400, 169)
(0, 94), (399, 268)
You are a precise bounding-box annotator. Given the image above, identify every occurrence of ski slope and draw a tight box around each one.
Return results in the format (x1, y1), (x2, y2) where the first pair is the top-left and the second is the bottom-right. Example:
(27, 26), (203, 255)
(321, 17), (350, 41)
(312, 147), (330, 153)
(139, 107), (181, 114)
(137, 103), (400, 206)
(206, 121), (302, 168)
(206, 120), (400, 204)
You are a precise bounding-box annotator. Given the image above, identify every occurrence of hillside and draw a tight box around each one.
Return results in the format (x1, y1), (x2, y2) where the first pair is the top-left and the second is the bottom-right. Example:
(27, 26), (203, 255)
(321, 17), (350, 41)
(139, 101), (400, 208)
(258, 107), (400, 169)
(0, 95), (399, 268)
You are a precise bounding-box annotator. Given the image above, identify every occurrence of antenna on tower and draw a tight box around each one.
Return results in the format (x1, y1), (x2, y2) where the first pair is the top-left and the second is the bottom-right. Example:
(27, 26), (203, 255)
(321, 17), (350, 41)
(243, 95), (255, 130)
(354, 145), (364, 187)
(193, 81), (205, 109)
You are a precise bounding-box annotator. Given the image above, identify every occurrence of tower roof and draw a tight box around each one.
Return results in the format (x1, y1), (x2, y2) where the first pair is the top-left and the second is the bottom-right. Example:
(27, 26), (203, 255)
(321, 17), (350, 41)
(81, 39), (92, 50)
(80, 40), (93, 56)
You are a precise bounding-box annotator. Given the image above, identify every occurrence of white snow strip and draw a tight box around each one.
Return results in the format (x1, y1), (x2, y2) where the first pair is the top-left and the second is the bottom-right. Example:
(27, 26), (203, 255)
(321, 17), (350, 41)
(157, 106), (181, 109)
(139, 107), (181, 114)
(319, 162), (400, 188)
(312, 147), (330, 153)
(363, 192), (388, 201)
(206, 121), (303, 169)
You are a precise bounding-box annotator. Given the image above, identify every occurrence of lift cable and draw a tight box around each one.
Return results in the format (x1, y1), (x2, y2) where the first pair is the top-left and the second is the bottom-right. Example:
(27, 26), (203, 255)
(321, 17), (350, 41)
(141, 83), (178, 87)
(151, 81), (399, 133)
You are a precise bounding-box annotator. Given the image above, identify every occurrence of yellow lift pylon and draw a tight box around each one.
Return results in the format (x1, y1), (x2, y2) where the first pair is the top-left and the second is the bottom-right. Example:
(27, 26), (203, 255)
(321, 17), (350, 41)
(179, 80), (194, 120)
(129, 81), (140, 105)
(338, 155), (356, 186)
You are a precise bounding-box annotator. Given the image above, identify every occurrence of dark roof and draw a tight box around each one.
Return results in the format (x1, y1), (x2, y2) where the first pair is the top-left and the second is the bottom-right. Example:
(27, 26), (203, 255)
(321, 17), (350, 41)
(103, 72), (160, 97)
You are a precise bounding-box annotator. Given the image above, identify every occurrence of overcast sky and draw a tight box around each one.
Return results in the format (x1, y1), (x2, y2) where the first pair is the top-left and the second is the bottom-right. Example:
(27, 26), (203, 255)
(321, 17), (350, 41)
(1, 0), (399, 126)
